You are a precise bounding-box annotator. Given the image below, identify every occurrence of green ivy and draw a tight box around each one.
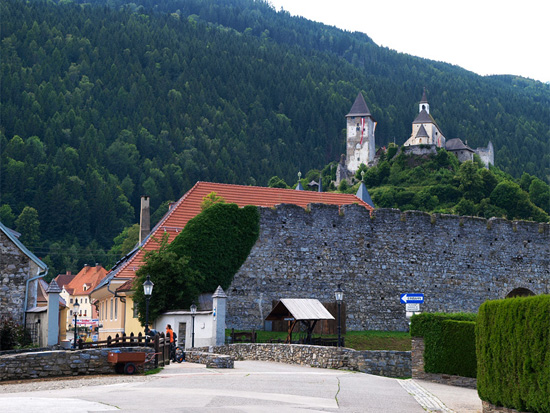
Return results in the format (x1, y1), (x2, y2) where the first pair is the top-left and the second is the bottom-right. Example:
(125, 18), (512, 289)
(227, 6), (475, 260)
(169, 203), (260, 293)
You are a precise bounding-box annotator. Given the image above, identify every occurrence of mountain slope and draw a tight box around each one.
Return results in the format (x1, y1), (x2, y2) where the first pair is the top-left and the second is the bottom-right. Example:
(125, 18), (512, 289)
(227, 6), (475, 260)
(1, 0), (548, 276)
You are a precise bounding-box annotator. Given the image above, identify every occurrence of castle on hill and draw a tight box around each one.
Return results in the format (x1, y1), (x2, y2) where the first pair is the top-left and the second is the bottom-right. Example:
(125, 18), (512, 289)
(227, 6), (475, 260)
(337, 89), (494, 183)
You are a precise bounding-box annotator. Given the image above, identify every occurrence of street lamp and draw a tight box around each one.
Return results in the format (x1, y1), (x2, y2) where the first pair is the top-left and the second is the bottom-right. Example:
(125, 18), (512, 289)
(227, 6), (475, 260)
(73, 298), (80, 349)
(143, 274), (154, 344)
(335, 284), (344, 347)
(190, 303), (197, 348)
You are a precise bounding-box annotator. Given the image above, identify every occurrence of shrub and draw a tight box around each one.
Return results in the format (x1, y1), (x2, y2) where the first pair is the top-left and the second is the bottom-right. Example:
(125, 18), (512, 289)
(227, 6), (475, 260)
(0, 317), (31, 350)
(476, 295), (550, 413)
(411, 312), (477, 377)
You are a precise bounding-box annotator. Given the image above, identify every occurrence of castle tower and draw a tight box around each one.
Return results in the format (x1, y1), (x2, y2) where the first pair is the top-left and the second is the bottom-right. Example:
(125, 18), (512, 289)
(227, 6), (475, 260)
(345, 93), (376, 173)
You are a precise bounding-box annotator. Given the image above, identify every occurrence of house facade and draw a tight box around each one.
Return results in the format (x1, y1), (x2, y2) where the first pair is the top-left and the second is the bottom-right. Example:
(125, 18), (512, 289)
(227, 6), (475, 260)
(0, 221), (48, 325)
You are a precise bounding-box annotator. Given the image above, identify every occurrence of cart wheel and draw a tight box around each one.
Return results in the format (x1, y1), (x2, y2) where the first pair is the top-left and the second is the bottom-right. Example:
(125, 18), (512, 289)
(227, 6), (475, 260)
(124, 362), (137, 375)
(115, 363), (124, 374)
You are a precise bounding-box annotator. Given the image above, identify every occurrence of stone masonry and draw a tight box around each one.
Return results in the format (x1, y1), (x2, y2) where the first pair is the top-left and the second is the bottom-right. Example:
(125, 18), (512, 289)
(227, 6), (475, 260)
(0, 230), (43, 323)
(193, 343), (411, 378)
(226, 204), (550, 331)
(0, 347), (155, 381)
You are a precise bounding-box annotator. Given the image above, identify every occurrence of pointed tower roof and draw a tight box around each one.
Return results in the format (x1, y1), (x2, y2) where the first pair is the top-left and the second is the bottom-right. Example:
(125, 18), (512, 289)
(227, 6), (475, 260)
(420, 88), (428, 103)
(415, 124), (429, 138)
(212, 285), (227, 298)
(413, 109), (437, 125)
(346, 93), (373, 118)
(356, 182), (374, 208)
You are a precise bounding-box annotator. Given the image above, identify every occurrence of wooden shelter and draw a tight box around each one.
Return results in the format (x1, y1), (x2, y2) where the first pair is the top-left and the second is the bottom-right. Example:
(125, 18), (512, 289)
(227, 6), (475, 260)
(265, 299), (334, 344)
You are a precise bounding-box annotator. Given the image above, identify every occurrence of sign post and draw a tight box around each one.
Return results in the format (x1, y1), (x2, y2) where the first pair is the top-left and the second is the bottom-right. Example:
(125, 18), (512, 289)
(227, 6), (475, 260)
(401, 293), (424, 319)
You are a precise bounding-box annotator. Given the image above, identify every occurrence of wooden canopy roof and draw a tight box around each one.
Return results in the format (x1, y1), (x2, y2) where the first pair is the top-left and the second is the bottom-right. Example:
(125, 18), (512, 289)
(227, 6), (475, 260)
(265, 299), (334, 321)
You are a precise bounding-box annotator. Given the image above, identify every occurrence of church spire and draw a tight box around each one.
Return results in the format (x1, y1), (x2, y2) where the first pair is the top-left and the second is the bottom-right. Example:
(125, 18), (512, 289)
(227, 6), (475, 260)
(295, 171), (304, 191)
(419, 88), (430, 114)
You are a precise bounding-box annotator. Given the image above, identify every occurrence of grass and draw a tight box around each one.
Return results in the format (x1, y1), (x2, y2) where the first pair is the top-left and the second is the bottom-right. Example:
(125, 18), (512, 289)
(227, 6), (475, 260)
(226, 330), (411, 351)
(144, 367), (163, 375)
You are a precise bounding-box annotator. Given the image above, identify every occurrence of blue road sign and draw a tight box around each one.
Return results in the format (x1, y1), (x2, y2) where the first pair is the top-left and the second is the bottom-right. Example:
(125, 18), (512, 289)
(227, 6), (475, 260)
(400, 293), (424, 304)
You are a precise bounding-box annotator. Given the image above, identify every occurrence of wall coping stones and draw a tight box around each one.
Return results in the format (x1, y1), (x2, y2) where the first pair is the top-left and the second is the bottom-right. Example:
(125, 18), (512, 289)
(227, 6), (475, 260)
(184, 350), (234, 368)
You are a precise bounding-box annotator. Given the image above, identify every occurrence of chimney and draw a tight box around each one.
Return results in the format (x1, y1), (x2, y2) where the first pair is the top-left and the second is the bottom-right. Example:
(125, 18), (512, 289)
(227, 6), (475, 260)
(139, 195), (151, 244)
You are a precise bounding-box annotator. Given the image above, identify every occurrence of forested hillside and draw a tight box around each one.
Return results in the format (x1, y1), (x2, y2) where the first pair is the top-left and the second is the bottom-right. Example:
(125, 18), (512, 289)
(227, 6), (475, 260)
(1, 0), (549, 278)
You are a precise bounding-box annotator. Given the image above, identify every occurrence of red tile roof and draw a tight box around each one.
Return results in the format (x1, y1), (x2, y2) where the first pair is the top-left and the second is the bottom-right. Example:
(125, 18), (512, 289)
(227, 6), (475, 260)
(53, 272), (75, 290)
(112, 181), (373, 282)
(67, 265), (109, 296)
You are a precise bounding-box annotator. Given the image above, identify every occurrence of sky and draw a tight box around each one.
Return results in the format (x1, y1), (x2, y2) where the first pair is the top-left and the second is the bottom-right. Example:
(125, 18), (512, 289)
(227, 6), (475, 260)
(268, 0), (549, 83)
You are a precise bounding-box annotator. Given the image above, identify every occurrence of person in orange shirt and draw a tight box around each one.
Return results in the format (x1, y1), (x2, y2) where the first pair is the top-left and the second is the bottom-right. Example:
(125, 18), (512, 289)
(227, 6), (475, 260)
(166, 324), (175, 361)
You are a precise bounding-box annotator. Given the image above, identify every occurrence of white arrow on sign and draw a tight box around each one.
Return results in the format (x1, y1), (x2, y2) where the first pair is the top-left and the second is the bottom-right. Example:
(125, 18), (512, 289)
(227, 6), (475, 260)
(400, 293), (424, 304)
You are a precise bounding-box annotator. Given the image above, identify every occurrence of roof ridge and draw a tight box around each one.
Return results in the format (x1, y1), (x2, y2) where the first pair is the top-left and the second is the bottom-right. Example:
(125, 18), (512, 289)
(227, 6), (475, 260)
(109, 181), (204, 280)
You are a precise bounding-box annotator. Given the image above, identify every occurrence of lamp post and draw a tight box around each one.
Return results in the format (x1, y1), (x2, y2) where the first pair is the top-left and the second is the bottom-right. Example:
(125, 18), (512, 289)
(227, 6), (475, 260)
(73, 298), (80, 349)
(335, 284), (344, 347)
(190, 303), (197, 348)
(143, 274), (154, 344)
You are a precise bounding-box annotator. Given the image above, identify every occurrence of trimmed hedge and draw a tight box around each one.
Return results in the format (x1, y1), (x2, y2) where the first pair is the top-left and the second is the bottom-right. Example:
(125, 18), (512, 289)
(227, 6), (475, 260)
(476, 295), (550, 413)
(411, 312), (477, 377)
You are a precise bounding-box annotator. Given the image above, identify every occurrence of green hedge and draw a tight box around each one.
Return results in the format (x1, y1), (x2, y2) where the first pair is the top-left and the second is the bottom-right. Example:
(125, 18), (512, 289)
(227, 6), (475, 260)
(411, 312), (477, 377)
(476, 295), (550, 413)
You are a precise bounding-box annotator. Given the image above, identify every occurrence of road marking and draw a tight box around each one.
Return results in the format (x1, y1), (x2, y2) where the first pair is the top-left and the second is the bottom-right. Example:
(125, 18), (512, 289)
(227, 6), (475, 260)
(398, 379), (453, 412)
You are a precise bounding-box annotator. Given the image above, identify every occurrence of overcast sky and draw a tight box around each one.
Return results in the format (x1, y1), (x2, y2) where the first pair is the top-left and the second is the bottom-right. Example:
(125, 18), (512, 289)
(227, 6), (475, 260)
(267, 0), (549, 83)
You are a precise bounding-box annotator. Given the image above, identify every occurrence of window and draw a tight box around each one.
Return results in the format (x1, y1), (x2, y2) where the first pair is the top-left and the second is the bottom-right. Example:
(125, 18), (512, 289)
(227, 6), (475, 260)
(133, 305), (139, 318)
(70, 298), (73, 304)
(110, 299), (113, 320)
(70, 310), (73, 316)
(84, 310), (87, 317)
(114, 298), (118, 320)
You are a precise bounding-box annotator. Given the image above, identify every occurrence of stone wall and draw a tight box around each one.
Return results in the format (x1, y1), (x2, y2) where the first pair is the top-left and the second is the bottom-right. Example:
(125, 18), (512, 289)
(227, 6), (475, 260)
(185, 351), (234, 368)
(193, 343), (411, 378)
(482, 401), (524, 413)
(0, 230), (42, 324)
(227, 205), (550, 331)
(0, 347), (154, 381)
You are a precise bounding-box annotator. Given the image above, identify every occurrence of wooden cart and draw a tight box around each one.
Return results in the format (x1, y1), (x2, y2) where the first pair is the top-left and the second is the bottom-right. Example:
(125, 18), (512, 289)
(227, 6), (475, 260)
(108, 351), (154, 374)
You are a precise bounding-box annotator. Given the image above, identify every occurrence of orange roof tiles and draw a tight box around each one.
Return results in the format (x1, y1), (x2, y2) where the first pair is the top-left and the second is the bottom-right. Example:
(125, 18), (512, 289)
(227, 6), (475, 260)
(67, 265), (109, 296)
(112, 182), (373, 282)
(54, 272), (75, 290)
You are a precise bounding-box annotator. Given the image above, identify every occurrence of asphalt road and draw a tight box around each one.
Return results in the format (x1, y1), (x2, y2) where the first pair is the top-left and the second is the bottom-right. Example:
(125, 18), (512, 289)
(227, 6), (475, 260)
(0, 360), (481, 412)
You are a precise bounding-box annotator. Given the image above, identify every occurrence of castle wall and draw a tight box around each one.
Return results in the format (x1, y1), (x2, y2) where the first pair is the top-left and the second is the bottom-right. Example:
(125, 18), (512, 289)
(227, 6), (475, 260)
(226, 204), (550, 331)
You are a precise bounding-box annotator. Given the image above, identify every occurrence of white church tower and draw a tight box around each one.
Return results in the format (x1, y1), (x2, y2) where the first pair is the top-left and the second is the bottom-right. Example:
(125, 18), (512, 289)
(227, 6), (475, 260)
(345, 93), (376, 173)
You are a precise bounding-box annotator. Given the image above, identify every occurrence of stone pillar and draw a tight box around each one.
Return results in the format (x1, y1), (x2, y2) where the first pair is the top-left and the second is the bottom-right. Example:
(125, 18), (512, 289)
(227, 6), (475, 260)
(46, 280), (62, 346)
(212, 286), (227, 346)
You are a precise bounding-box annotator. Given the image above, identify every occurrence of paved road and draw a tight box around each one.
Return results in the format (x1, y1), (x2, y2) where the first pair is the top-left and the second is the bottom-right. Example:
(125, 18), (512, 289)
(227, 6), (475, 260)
(0, 360), (481, 412)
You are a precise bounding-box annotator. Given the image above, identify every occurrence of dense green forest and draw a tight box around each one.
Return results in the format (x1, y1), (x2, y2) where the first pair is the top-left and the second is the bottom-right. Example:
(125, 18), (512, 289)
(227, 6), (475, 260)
(1, 0), (549, 279)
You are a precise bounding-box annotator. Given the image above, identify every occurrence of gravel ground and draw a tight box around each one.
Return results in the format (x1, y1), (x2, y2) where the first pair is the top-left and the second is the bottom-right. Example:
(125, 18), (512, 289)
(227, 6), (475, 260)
(0, 374), (154, 393)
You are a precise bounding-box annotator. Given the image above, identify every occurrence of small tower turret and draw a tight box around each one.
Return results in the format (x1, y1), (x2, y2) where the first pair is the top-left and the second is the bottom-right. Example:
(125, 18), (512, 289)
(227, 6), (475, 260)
(419, 87), (429, 114)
